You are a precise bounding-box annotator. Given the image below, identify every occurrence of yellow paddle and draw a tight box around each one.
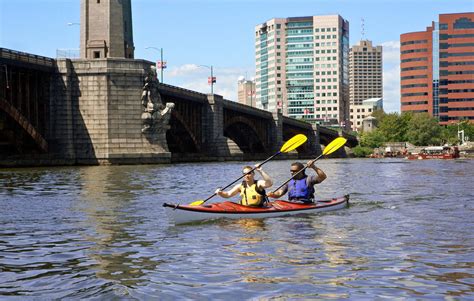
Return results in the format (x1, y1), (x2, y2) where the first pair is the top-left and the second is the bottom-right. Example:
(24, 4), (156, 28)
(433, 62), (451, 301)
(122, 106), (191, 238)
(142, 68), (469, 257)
(271, 136), (347, 193)
(189, 134), (308, 206)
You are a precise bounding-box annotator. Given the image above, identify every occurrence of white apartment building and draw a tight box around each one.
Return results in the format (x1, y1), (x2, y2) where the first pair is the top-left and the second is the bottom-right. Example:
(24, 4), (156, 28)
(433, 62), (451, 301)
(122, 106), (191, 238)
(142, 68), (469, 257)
(350, 97), (383, 131)
(255, 15), (350, 127)
(349, 40), (383, 106)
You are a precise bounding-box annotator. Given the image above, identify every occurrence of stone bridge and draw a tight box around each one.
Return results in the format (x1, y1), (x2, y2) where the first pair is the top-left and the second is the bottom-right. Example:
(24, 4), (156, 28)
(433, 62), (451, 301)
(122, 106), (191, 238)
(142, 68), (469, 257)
(160, 83), (357, 161)
(159, 84), (323, 161)
(0, 48), (53, 156)
(0, 48), (357, 165)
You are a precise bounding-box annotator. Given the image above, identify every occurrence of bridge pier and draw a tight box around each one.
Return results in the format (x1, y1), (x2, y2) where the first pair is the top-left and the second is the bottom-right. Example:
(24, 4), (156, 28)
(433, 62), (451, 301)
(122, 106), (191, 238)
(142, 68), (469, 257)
(204, 94), (232, 160)
(51, 58), (172, 165)
(271, 112), (284, 154)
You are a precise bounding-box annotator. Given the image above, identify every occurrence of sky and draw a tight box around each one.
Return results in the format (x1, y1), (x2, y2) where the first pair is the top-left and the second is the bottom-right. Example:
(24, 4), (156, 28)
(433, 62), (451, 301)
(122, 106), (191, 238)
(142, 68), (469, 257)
(1, 0), (473, 113)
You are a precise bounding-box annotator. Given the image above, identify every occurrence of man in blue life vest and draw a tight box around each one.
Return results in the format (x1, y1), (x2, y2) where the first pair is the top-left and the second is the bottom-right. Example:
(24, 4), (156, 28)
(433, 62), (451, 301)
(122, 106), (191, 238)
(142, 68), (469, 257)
(215, 165), (273, 207)
(267, 161), (327, 203)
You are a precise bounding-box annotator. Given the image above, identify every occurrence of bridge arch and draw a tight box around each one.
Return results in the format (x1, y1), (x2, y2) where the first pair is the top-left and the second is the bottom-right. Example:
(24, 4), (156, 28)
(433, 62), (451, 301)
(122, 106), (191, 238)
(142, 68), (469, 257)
(282, 128), (312, 154)
(224, 116), (267, 153)
(0, 97), (48, 153)
(166, 110), (200, 153)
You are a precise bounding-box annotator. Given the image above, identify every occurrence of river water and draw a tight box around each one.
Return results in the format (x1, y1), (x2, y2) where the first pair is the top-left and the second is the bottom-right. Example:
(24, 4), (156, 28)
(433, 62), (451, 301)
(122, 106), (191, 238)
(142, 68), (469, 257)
(1, 158), (473, 299)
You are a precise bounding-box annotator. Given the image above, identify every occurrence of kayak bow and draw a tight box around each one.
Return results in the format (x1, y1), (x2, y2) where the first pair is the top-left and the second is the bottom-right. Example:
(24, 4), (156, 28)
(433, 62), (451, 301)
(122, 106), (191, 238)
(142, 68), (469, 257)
(164, 195), (349, 224)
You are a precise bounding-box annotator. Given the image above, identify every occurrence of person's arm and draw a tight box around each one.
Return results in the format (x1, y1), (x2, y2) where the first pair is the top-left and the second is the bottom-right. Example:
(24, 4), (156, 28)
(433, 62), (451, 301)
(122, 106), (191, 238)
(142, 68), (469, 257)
(267, 184), (288, 198)
(307, 160), (327, 183)
(255, 165), (273, 189)
(215, 184), (241, 198)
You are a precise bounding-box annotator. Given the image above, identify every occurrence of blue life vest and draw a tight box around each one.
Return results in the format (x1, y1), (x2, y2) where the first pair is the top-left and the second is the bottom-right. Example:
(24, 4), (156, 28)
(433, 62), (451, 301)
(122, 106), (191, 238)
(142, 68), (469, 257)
(288, 176), (314, 201)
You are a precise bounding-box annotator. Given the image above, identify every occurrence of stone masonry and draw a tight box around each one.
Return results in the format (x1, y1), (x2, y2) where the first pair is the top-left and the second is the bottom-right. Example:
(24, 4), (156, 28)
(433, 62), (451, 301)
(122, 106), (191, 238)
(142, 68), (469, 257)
(51, 58), (171, 164)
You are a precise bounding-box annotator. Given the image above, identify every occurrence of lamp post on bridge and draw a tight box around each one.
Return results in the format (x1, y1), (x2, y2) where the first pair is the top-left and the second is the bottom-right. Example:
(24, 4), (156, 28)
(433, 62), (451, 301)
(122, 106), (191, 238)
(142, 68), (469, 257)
(199, 65), (215, 94)
(64, 22), (81, 58)
(145, 47), (166, 83)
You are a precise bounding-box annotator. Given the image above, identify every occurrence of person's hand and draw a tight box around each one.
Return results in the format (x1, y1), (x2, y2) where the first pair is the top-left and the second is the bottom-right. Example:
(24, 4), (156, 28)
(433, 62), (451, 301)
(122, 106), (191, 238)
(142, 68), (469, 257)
(267, 192), (277, 198)
(307, 160), (316, 168)
(254, 164), (262, 172)
(215, 188), (222, 196)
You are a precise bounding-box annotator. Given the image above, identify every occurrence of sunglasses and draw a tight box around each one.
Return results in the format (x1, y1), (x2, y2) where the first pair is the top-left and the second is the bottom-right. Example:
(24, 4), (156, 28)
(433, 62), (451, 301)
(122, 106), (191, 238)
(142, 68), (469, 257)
(290, 169), (300, 173)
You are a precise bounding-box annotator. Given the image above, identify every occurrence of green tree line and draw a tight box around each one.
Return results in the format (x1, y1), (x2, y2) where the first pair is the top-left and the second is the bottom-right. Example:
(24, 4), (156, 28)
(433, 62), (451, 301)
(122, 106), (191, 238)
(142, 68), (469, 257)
(353, 111), (474, 157)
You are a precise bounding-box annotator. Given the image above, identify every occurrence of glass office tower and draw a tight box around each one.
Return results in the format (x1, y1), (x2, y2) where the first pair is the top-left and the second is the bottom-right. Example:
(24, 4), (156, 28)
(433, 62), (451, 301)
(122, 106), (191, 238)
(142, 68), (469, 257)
(255, 15), (350, 127)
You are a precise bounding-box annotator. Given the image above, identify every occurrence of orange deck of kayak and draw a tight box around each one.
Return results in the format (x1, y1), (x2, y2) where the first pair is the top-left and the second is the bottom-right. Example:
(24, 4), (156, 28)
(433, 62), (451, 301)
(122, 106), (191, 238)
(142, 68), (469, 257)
(171, 197), (348, 214)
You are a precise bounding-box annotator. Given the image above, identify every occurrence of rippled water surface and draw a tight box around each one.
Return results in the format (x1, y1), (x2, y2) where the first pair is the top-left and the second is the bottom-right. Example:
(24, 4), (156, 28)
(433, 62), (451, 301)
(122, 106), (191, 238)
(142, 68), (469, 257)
(1, 159), (473, 299)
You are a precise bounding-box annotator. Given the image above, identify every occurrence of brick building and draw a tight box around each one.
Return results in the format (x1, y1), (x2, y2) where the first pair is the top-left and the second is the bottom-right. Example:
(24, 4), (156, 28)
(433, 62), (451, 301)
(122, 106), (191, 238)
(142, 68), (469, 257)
(400, 12), (474, 125)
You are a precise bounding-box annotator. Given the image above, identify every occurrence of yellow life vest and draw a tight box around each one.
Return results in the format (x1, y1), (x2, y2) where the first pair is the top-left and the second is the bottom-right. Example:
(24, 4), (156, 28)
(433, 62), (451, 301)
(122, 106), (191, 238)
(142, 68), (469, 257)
(240, 181), (265, 207)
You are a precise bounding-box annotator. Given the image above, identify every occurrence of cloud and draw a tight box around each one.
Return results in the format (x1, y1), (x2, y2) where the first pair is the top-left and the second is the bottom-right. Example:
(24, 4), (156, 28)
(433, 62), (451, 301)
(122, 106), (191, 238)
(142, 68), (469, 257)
(381, 40), (400, 113)
(166, 64), (201, 77)
(381, 40), (400, 64)
(165, 64), (254, 101)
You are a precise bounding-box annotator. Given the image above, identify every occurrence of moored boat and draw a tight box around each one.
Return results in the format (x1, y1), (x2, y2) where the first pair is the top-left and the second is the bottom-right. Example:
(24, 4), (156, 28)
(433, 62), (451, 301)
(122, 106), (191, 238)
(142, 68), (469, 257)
(163, 195), (349, 224)
(406, 146), (460, 160)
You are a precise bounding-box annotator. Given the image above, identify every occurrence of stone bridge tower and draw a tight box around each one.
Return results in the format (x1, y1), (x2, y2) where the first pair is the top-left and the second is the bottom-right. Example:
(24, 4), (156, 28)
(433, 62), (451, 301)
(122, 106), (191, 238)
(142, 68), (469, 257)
(80, 0), (135, 59)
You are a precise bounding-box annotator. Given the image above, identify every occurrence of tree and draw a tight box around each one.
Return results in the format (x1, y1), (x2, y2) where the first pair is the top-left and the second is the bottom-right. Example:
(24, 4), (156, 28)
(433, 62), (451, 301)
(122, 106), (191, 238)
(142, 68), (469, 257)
(456, 119), (474, 144)
(377, 112), (410, 142)
(441, 124), (460, 145)
(370, 109), (386, 127)
(406, 113), (442, 146)
(360, 130), (386, 148)
(352, 145), (373, 157)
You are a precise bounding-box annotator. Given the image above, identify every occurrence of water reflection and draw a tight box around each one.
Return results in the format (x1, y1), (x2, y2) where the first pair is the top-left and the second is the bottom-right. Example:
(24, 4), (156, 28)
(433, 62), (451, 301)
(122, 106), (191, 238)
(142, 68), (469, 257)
(76, 166), (160, 291)
(234, 219), (266, 234)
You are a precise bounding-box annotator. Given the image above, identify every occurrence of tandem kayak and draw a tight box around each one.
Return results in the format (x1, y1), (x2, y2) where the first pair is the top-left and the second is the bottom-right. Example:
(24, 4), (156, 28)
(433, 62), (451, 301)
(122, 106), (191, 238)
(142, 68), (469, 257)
(163, 195), (349, 224)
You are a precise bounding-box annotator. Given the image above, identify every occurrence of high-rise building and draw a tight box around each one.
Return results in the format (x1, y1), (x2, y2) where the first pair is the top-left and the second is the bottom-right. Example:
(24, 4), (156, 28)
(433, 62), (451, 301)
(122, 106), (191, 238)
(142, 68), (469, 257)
(80, 0), (135, 59)
(255, 15), (350, 127)
(349, 40), (383, 131)
(349, 40), (383, 105)
(237, 77), (257, 107)
(400, 12), (474, 125)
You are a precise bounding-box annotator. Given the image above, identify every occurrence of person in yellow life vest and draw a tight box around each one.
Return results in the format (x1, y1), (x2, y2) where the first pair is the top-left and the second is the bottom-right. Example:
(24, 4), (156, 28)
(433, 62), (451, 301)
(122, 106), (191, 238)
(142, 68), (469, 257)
(215, 164), (273, 207)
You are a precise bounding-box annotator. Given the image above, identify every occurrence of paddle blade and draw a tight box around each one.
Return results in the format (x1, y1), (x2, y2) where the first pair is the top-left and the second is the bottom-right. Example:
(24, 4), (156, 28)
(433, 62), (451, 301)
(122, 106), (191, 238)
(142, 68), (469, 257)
(322, 137), (347, 156)
(280, 134), (308, 153)
(189, 200), (205, 206)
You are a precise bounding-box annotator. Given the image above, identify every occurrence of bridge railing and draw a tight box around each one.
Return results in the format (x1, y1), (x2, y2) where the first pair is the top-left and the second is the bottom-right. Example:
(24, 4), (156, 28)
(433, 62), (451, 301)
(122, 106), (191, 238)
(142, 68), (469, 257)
(56, 48), (80, 59)
(0, 47), (55, 68)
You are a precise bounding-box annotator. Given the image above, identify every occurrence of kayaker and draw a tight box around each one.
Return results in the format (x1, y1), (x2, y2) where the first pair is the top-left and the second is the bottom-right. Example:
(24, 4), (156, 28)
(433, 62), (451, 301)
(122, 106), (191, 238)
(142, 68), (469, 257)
(215, 165), (273, 207)
(267, 161), (327, 203)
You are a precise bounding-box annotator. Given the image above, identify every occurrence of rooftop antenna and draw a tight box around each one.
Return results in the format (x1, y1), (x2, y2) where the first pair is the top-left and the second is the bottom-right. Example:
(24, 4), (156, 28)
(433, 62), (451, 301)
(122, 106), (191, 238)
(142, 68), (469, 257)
(361, 18), (365, 40)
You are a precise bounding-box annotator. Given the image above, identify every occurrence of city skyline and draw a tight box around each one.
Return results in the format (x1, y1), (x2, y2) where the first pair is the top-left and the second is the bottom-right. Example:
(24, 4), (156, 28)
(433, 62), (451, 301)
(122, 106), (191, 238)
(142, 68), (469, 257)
(1, 0), (472, 113)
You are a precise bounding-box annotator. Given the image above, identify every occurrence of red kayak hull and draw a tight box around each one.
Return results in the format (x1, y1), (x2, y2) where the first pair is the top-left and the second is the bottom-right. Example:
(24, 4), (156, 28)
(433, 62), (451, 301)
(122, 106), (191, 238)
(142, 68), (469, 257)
(164, 195), (349, 224)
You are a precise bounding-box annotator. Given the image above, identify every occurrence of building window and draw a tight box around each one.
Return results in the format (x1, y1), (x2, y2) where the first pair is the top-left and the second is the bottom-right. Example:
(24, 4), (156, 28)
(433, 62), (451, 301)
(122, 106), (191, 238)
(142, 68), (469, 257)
(93, 51), (101, 58)
(97, 0), (100, 3)
(454, 18), (474, 29)
(439, 23), (448, 30)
